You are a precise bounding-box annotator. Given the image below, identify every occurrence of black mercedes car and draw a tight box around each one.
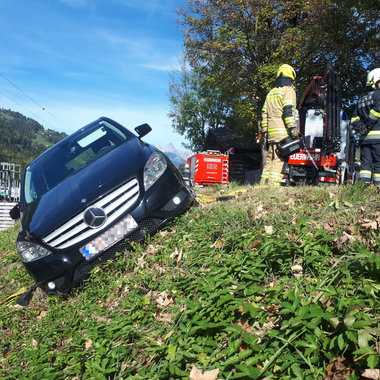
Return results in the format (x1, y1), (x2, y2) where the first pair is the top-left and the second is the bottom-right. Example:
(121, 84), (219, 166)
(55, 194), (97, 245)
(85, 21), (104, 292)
(10, 117), (193, 293)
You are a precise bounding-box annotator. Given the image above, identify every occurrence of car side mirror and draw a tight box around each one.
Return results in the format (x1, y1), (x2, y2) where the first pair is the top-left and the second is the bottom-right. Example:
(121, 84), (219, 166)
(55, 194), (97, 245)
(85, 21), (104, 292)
(9, 204), (20, 220)
(135, 123), (152, 138)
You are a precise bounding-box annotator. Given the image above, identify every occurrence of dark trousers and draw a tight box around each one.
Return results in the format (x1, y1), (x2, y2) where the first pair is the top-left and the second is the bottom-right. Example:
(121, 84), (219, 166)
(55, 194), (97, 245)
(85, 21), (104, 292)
(359, 143), (380, 184)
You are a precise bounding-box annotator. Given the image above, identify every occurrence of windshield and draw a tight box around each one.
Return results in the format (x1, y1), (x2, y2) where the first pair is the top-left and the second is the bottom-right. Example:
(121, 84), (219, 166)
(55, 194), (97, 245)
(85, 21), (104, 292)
(24, 119), (132, 203)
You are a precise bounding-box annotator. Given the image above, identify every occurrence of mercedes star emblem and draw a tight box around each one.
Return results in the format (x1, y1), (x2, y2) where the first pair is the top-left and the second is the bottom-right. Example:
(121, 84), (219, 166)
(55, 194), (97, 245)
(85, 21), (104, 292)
(83, 207), (107, 229)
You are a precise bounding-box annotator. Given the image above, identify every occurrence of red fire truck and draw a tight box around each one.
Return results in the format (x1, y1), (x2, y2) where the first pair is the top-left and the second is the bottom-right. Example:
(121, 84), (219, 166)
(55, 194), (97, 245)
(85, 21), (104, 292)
(186, 150), (229, 186)
(280, 69), (358, 186)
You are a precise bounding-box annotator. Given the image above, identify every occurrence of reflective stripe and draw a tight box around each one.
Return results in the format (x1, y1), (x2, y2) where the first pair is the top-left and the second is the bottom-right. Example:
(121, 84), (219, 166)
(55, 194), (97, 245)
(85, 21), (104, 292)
(261, 121), (268, 127)
(284, 116), (295, 125)
(267, 90), (284, 103)
(261, 171), (269, 179)
(262, 105), (267, 112)
(351, 116), (360, 122)
(370, 109), (380, 118)
(359, 170), (371, 179)
(268, 128), (287, 135)
(270, 172), (282, 185)
(282, 100), (294, 107)
(270, 172), (282, 179)
(374, 173), (380, 178)
(367, 131), (380, 136)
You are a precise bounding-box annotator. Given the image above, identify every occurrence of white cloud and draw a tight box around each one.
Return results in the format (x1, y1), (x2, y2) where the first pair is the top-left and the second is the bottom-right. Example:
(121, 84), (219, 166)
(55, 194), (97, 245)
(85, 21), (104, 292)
(93, 28), (183, 74)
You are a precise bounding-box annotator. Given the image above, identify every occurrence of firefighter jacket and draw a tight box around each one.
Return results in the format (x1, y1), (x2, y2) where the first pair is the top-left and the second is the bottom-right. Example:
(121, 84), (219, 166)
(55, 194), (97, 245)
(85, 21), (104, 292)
(351, 89), (380, 144)
(260, 85), (296, 144)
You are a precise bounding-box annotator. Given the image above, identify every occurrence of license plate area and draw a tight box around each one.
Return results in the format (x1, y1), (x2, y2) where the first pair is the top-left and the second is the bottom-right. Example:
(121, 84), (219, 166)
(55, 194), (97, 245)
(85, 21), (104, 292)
(80, 215), (138, 260)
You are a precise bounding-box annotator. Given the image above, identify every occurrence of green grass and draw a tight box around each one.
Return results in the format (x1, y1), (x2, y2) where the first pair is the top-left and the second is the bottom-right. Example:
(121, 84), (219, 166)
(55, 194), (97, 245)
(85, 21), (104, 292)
(0, 184), (379, 379)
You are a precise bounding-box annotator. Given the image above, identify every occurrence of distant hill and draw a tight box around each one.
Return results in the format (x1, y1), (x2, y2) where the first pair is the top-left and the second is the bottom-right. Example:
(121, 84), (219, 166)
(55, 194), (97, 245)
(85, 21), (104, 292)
(0, 109), (190, 170)
(156, 143), (193, 167)
(0, 108), (67, 167)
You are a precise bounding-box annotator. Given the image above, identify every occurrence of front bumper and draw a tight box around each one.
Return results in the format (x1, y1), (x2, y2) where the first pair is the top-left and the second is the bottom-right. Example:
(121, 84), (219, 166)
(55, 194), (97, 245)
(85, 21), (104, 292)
(21, 175), (193, 293)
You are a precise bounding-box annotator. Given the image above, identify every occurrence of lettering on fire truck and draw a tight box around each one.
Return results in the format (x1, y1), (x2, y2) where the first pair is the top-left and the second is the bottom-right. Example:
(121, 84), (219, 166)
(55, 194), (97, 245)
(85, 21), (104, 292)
(290, 153), (321, 161)
(203, 157), (222, 163)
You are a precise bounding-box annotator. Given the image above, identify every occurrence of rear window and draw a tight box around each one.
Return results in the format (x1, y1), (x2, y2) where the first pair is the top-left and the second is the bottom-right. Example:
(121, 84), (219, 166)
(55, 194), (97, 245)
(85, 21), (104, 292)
(24, 120), (132, 203)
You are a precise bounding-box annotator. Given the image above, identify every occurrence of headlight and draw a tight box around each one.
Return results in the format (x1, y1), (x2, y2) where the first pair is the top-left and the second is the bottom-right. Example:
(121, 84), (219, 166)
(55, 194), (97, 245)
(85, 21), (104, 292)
(144, 152), (167, 190)
(16, 241), (52, 263)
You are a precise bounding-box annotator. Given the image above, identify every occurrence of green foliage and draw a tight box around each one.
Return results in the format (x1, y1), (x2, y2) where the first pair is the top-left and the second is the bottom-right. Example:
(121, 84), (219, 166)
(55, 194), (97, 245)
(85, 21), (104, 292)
(170, 0), (379, 148)
(0, 108), (67, 167)
(168, 64), (236, 151)
(0, 184), (379, 379)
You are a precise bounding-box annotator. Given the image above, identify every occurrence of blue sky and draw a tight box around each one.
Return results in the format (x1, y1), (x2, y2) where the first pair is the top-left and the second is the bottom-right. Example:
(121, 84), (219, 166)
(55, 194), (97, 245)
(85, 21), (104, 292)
(0, 0), (188, 149)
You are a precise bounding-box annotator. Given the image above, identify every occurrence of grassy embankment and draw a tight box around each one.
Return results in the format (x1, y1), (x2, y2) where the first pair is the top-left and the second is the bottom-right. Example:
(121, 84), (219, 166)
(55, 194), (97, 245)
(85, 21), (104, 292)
(0, 184), (379, 379)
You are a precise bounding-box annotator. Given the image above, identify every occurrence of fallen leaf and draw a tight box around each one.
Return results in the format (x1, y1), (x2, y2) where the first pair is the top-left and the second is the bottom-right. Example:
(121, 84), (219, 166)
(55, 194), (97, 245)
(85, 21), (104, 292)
(322, 223), (334, 232)
(154, 312), (173, 323)
(361, 369), (380, 379)
(334, 232), (355, 249)
(249, 240), (260, 249)
(136, 252), (148, 268)
(324, 357), (352, 379)
(255, 204), (267, 219)
(264, 225), (273, 234)
(151, 291), (174, 308)
(31, 338), (39, 350)
(146, 336), (165, 346)
(291, 264), (303, 278)
(361, 220), (378, 230)
(37, 310), (47, 320)
(170, 247), (183, 264)
(189, 366), (219, 380)
(210, 239), (224, 249)
(85, 339), (92, 351)
(237, 320), (254, 334)
(146, 243), (160, 254)
(266, 304), (279, 313)
(250, 320), (276, 343)
(94, 315), (112, 323)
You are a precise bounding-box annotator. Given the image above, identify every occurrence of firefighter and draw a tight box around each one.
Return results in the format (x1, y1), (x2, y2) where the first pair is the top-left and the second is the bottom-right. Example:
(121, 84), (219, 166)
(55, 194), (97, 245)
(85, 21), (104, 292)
(260, 64), (299, 185)
(350, 68), (380, 185)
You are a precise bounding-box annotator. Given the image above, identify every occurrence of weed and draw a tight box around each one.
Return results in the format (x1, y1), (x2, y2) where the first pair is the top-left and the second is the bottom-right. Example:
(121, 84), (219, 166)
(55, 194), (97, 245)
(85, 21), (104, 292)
(0, 184), (379, 379)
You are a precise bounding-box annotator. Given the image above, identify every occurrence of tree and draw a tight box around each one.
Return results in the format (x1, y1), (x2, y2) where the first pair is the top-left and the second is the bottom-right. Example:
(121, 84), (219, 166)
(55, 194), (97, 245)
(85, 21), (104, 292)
(168, 63), (233, 151)
(170, 0), (379, 148)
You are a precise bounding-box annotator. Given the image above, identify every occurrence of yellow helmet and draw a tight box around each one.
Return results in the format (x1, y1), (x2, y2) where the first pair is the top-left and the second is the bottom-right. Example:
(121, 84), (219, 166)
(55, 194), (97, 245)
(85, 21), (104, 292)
(276, 64), (296, 80)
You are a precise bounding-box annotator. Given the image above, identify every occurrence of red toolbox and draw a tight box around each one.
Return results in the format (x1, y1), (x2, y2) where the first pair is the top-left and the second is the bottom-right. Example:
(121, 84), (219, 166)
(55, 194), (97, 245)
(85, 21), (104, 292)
(187, 150), (229, 186)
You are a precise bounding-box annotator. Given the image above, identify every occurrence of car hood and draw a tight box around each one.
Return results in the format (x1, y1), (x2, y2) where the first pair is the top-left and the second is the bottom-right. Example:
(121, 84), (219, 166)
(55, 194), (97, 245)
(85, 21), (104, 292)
(23, 138), (151, 238)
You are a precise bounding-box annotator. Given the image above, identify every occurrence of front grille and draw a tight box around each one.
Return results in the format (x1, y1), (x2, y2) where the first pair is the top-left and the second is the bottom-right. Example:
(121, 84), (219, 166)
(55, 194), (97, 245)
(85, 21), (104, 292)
(71, 217), (163, 284)
(43, 178), (139, 249)
(72, 244), (129, 284)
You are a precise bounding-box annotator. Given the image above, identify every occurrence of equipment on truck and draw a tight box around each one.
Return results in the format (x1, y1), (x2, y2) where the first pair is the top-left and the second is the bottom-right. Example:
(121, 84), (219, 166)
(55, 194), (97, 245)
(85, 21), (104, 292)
(281, 69), (358, 185)
(187, 150), (229, 186)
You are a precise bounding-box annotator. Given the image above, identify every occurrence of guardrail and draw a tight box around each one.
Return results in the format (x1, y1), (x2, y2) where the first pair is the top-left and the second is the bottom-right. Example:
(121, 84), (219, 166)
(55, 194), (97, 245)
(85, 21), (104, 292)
(0, 201), (17, 231)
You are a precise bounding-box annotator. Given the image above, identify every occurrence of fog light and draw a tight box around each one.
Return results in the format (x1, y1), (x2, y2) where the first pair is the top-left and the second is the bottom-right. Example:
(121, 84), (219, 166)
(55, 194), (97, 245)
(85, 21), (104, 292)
(173, 196), (181, 205)
(47, 282), (56, 290)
